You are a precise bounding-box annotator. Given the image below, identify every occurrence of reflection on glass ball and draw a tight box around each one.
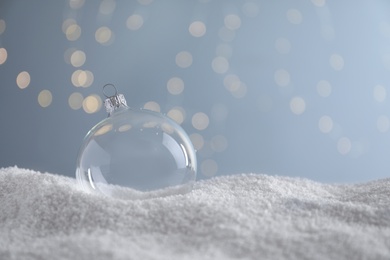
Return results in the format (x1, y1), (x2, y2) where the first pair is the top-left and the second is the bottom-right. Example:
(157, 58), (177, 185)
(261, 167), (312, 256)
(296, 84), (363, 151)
(76, 104), (197, 200)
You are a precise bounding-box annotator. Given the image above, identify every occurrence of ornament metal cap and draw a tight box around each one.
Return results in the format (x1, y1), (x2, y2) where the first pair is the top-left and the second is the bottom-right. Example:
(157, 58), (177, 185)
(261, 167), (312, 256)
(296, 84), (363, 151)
(103, 84), (128, 115)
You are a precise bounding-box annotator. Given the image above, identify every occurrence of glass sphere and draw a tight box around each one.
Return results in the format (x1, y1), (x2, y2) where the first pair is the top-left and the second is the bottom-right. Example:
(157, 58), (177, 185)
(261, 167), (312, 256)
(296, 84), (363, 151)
(76, 101), (197, 200)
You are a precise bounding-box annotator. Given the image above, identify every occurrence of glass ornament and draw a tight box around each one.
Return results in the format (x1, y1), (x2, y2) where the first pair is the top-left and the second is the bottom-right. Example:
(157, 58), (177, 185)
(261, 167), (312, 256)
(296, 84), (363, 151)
(76, 84), (197, 200)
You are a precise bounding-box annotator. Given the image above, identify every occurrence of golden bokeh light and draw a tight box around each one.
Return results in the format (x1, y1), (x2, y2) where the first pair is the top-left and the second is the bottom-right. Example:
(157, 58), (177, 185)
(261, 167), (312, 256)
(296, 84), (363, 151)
(65, 24), (81, 41)
(167, 107), (185, 124)
(189, 133), (204, 150)
(118, 124), (132, 132)
(94, 124), (113, 136)
(37, 90), (53, 108)
(192, 112), (209, 130)
(189, 21), (206, 37)
(68, 92), (84, 110)
(70, 50), (86, 67)
(126, 14), (144, 31)
(16, 71), (31, 89)
(212, 56), (229, 74)
(290, 96), (306, 115)
(95, 26), (113, 45)
(167, 77), (184, 95)
(224, 14), (241, 30)
(0, 48), (7, 65)
(71, 70), (94, 87)
(143, 101), (161, 112)
(175, 51), (193, 68)
(83, 94), (102, 114)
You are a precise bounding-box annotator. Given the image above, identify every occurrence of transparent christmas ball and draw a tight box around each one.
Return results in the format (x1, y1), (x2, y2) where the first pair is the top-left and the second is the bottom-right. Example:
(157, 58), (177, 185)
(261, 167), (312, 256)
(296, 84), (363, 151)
(76, 85), (197, 200)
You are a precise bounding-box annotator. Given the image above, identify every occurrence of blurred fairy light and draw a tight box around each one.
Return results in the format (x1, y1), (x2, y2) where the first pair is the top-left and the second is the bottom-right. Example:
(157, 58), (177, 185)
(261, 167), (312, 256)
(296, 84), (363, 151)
(210, 135), (228, 152)
(167, 107), (185, 124)
(290, 96), (306, 115)
(189, 133), (204, 150)
(99, 0), (116, 15)
(71, 70), (94, 87)
(318, 115), (333, 133)
(175, 51), (193, 68)
(201, 159), (218, 177)
(337, 137), (352, 155)
(329, 54), (344, 71)
(242, 2), (259, 18)
(286, 9), (303, 25)
(0, 19), (5, 34)
(82, 94), (102, 114)
(37, 90), (53, 108)
(212, 56), (229, 74)
(16, 71), (31, 89)
(316, 80), (332, 97)
(224, 74), (240, 91)
(95, 26), (113, 45)
(224, 14), (241, 31)
(0, 48), (7, 65)
(373, 85), (386, 102)
(143, 101), (161, 112)
(69, 0), (85, 9)
(192, 112), (209, 130)
(189, 21), (206, 37)
(274, 69), (290, 87)
(275, 38), (291, 54)
(377, 115), (390, 133)
(167, 77), (184, 95)
(311, 0), (326, 7)
(68, 92), (84, 110)
(64, 48), (76, 65)
(65, 23), (81, 41)
(126, 14), (144, 31)
(70, 50), (86, 67)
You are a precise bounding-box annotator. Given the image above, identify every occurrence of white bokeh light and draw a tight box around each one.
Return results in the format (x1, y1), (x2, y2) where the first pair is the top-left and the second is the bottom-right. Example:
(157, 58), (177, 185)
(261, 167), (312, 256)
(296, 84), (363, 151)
(38, 90), (53, 108)
(318, 115), (333, 133)
(373, 85), (386, 102)
(95, 26), (113, 45)
(212, 56), (229, 74)
(70, 50), (86, 68)
(317, 80), (332, 97)
(192, 112), (209, 130)
(126, 14), (144, 31)
(189, 21), (206, 37)
(0, 48), (7, 65)
(224, 14), (241, 30)
(143, 101), (161, 112)
(68, 92), (84, 110)
(65, 24), (81, 41)
(167, 77), (184, 95)
(377, 115), (390, 133)
(83, 94), (102, 114)
(99, 0), (116, 15)
(274, 69), (290, 87)
(175, 51), (193, 68)
(337, 137), (352, 155)
(287, 9), (303, 25)
(16, 71), (31, 89)
(0, 19), (6, 35)
(290, 96), (306, 115)
(167, 107), (185, 124)
(329, 54), (344, 71)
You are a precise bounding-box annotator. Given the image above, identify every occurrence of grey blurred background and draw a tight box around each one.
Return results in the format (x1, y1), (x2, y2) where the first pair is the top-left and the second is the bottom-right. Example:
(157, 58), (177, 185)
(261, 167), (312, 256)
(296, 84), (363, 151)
(1, 0), (390, 183)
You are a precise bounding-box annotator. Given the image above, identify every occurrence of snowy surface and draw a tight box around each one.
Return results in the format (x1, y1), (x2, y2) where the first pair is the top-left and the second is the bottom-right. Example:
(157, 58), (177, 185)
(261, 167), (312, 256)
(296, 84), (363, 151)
(0, 167), (389, 260)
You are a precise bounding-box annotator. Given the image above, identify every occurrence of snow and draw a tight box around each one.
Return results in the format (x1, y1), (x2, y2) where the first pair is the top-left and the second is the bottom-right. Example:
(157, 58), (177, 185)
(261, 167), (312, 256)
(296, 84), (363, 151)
(0, 167), (389, 259)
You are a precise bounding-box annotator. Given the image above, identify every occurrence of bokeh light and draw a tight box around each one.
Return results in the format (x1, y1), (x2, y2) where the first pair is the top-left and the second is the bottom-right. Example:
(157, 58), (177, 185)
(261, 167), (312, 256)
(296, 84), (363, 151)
(68, 92), (84, 110)
(318, 115), (333, 133)
(189, 21), (206, 37)
(311, 0), (326, 7)
(70, 50), (86, 67)
(373, 85), (386, 102)
(0, 48), (7, 65)
(224, 14), (241, 30)
(286, 9), (303, 25)
(82, 94), (102, 114)
(65, 24), (81, 41)
(71, 70), (94, 87)
(99, 0), (116, 15)
(167, 107), (185, 124)
(274, 69), (290, 87)
(329, 54), (344, 71)
(38, 90), (53, 108)
(175, 51), (193, 68)
(192, 112), (209, 130)
(167, 77), (184, 95)
(290, 96), (306, 115)
(16, 71), (30, 89)
(95, 26), (113, 45)
(337, 137), (352, 155)
(212, 56), (229, 74)
(126, 14), (144, 31)
(317, 80), (332, 97)
(143, 101), (161, 112)
(189, 133), (204, 150)
(69, 0), (85, 9)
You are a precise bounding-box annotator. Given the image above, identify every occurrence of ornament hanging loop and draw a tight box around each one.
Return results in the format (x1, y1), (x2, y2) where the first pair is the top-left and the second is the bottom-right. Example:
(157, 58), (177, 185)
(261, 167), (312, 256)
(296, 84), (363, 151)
(103, 84), (128, 115)
(103, 83), (118, 98)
